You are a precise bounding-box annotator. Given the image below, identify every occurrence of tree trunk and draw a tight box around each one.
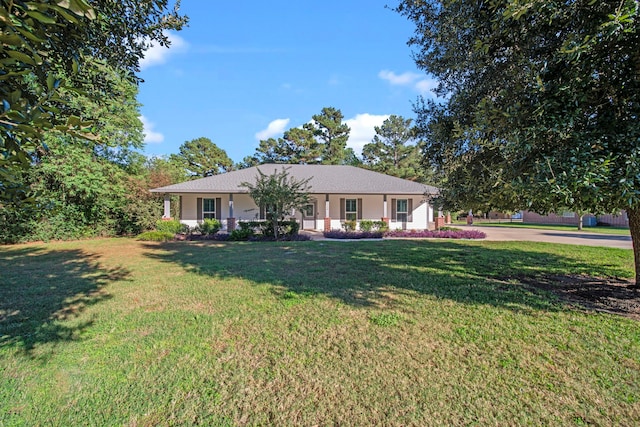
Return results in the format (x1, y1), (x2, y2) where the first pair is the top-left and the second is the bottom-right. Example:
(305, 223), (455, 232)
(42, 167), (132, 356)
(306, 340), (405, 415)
(627, 206), (640, 288)
(273, 216), (279, 240)
(578, 214), (583, 231)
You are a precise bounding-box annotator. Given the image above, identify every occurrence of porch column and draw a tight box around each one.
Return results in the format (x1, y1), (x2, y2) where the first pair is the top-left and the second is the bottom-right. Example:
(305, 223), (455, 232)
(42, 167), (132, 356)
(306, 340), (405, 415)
(227, 194), (235, 231)
(163, 194), (171, 219)
(324, 194), (331, 232)
(435, 207), (445, 230)
(382, 194), (389, 224)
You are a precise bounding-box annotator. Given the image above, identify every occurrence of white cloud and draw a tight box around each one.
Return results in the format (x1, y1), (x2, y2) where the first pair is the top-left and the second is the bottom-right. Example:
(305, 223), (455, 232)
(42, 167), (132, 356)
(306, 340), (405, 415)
(255, 118), (290, 140)
(140, 116), (164, 144)
(378, 70), (422, 86)
(345, 113), (390, 154)
(140, 32), (187, 70)
(414, 77), (439, 94)
(378, 69), (439, 95)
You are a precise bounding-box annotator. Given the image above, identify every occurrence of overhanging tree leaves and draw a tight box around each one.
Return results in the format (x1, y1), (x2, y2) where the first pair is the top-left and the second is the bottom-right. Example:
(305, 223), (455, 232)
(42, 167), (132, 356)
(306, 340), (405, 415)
(396, 0), (640, 285)
(1, 0), (187, 204)
(241, 167), (311, 240)
(1, 57), (159, 242)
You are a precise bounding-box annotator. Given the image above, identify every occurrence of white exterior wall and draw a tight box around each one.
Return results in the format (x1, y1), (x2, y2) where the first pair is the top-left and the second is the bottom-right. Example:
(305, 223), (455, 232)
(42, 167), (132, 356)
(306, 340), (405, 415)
(324, 194), (431, 231)
(177, 193), (432, 231)
(179, 193), (259, 230)
(232, 194), (260, 222)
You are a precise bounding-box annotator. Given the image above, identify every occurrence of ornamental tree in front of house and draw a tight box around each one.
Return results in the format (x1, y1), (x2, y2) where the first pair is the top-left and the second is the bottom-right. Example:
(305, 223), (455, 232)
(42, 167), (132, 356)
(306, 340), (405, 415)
(241, 167), (311, 240)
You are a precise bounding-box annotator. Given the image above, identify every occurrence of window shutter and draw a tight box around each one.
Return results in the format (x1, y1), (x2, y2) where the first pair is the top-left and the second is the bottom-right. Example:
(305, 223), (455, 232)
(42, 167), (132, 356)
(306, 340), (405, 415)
(216, 198), (222, 220)
(408, 199), (413, 222)
(340, 198), (345, 220)
(259, 205), (265, 220)
(391, 198), (397, 222)
(357, 198), (363, 220)
(179, 196), (183, 220)
(197, 198), (203, 222)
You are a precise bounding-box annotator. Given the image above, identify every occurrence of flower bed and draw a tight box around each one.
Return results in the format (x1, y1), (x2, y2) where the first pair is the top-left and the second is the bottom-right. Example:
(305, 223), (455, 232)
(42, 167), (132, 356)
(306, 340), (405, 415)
(322, 229), (486, 240)
(323, 230), (384, 239)
(384, 229), (486, 239)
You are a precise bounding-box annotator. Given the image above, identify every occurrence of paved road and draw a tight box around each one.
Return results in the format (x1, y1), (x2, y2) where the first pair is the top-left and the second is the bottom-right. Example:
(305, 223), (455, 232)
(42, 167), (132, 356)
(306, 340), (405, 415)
(467, 225), (632, 249)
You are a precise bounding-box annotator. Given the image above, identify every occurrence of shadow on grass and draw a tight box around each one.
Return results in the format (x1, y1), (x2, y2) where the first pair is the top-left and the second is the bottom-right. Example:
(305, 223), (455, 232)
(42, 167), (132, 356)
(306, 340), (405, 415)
(141, 240), (632, 315)
(0, 246), (130, 355)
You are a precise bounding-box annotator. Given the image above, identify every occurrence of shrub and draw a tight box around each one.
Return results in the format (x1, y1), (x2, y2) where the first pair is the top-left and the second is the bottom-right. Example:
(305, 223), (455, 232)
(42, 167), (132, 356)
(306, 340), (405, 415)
(437, 226), (461, 232)
(262, 219), (299, 237)
(237, 220), (299, 237)
(196, 218), (221, 235)
(357, 220), (389, 232)
(342, 220), (357, 231)
(156, 219), (186, 234)
(229, 228), (254, 241)
(359, 220), (374, 231)
(374, 220), (389, 232)
(137, 231), (176, 242)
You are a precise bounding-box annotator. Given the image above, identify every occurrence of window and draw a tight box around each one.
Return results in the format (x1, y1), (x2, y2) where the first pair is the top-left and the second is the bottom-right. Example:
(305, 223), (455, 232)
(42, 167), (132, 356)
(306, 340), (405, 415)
(203, 198), (216, 219)
(562, 211), (575, 218)
(303, 204), (314, 218)
(396, 199), (408, 222)
(345, 199), (357, 221)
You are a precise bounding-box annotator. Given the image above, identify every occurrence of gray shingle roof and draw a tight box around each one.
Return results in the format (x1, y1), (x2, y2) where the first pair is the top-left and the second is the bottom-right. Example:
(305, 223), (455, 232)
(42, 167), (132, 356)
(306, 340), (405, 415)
(150, 164), (438, 195)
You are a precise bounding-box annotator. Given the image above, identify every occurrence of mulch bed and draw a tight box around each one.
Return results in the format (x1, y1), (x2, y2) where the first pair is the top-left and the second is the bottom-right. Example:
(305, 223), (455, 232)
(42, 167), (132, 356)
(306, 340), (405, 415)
(519, 274), (640, 321)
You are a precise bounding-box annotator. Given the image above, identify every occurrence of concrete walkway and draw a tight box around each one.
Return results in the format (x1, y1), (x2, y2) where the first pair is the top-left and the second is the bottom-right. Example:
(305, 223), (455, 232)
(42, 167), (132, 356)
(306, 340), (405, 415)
(467, 225), (632, 249)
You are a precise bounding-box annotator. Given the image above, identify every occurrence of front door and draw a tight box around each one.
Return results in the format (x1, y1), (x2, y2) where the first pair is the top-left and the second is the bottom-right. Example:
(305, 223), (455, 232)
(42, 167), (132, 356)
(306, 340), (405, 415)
(302, 203), (316, 230)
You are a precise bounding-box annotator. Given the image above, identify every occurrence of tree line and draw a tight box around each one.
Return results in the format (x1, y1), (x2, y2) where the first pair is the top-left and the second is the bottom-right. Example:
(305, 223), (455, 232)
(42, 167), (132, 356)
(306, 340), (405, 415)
(1, 88), (429, 242)
(170, 108), (430, 181)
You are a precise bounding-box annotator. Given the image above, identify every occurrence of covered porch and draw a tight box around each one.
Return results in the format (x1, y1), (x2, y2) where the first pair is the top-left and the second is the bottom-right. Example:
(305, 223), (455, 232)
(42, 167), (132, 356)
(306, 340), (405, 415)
(160, 192), (434, 232)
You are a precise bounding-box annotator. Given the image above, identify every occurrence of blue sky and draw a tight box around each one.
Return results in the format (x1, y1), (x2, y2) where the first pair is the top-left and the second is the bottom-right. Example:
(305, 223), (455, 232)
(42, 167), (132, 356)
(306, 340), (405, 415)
(137, 1), (437, 163)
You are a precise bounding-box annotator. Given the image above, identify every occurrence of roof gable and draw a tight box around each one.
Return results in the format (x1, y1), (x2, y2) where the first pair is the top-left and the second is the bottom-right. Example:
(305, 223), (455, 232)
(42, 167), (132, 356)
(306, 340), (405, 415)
(150, 164), (438, 195)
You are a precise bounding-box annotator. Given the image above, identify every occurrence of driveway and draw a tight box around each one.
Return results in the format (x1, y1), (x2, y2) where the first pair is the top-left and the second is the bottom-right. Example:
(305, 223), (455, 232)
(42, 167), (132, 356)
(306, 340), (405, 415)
(467, 225), (633, 249)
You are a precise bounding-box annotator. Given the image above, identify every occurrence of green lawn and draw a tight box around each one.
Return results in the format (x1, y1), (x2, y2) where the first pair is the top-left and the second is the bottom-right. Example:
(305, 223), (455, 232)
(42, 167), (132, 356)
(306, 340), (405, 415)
(1, 238), (638, 426)
(463, 221), (631, 235)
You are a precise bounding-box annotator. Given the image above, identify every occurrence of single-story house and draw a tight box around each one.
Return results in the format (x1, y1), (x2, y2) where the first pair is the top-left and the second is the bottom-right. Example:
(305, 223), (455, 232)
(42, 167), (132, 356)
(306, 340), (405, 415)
(150, 164), (439, 231)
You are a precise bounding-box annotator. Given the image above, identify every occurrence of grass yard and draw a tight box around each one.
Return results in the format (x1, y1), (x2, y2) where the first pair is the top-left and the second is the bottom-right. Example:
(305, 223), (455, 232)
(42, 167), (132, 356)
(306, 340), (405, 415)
(1, 238), (639, 426)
